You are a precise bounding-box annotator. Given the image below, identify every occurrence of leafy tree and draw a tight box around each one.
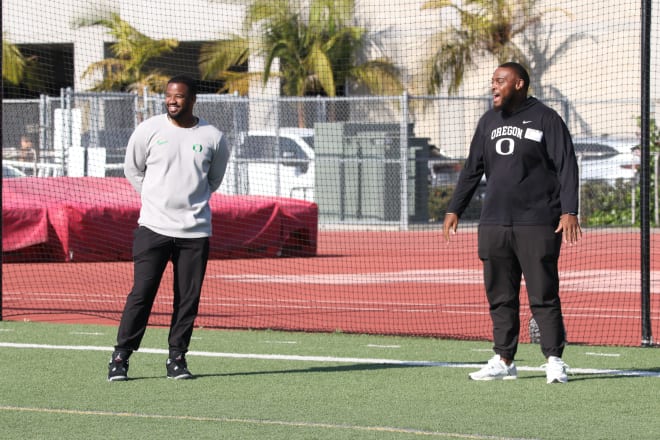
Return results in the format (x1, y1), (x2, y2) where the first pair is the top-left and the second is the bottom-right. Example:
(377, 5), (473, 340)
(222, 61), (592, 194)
(420, 0), (554, 94)
(522, 20), (595, 134)
(198, 34), (252, 95)
(2, 34), (46, 95)
(76, 13), (178, 93)
(199, 0), (402, 98)
(633, 117), (660, 226)
(2, 34), (26, 85)
(580, 180), (636, 226)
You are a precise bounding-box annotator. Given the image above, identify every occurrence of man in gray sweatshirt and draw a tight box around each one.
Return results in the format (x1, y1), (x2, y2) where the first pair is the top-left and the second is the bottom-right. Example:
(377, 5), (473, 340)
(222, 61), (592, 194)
(108, 75), (230, 381)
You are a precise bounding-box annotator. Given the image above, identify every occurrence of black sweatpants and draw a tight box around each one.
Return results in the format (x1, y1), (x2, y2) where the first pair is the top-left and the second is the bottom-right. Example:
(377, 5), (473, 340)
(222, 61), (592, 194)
(478, 224), (566, 361)
(115, 226), (210, 357)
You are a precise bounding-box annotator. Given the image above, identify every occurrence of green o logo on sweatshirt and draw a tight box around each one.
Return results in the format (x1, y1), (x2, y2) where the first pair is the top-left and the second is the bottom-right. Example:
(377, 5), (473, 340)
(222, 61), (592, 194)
(192, 144), (203, 152)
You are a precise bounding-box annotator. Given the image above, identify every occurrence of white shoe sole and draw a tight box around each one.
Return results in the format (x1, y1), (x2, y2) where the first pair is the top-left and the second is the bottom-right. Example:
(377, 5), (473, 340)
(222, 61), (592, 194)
(469, 374), (517, 381)
(167, 373), (193, 380)
(108, 375), (128, 382)
(547, 377), (568, 384)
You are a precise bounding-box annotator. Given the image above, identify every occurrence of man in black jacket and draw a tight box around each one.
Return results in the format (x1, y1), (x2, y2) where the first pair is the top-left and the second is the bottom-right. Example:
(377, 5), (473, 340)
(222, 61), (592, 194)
(443, 62), (582, 384)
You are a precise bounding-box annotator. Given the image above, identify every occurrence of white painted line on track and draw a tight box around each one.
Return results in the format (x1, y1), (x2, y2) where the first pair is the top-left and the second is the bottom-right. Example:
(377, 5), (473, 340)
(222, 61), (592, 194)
(208, 269), (660, 293)
(1, 342), (658, 378)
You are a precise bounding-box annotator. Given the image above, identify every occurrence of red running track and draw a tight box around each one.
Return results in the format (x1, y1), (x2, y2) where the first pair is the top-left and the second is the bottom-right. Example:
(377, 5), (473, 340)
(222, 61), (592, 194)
(2, 229), (658, 346)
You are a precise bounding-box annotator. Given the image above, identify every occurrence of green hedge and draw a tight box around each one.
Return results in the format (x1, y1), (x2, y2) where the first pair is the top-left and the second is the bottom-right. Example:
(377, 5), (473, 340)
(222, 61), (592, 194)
(427, 178), (652, 227)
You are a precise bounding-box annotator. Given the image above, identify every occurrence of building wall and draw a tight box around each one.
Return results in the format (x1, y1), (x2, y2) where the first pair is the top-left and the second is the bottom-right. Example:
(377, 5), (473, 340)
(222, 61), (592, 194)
(3, 0), (659, 149)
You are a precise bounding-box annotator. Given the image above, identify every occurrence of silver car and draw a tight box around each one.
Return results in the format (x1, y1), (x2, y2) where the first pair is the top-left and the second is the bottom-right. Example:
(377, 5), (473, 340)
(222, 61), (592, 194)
(573, 137), (640, 184)
(221, 128), (315, 201)
(2, 164), (27, 178)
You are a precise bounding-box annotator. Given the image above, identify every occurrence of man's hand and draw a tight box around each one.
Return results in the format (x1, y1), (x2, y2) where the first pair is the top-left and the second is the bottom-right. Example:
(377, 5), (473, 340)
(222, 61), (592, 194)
(555, 214), (582, 244)
(443, 213), (459, 243)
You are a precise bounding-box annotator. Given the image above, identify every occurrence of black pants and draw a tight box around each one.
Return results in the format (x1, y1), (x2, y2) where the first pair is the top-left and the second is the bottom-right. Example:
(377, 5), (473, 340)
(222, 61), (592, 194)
(478, 224), (566, 360)
(115, 227), (210, 357)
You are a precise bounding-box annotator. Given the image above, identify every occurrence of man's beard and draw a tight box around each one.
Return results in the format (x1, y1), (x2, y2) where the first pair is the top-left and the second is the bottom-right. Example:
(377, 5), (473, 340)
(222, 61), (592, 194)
(168, 109), (183, 119)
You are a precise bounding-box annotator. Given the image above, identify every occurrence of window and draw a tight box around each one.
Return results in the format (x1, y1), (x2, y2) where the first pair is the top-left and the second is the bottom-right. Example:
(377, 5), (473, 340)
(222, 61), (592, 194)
(239, 136), (308, 160)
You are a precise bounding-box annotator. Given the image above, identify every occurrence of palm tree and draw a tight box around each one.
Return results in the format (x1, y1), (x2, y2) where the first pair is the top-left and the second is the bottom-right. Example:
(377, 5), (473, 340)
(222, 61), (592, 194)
(420, 0), (551, 95)
(523, 21), (596, 134)
(199, 0), (402, 98)
(76, 13), (178, 93)
(2, 34), (46, 95)
(199, 34), (252, 95)
(2, 34), (26, 85)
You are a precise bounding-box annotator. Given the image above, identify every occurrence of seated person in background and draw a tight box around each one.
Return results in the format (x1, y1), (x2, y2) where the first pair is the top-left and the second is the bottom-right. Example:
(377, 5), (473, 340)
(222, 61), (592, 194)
(16, 134), (38, 176)
(19, 135), (36, 162)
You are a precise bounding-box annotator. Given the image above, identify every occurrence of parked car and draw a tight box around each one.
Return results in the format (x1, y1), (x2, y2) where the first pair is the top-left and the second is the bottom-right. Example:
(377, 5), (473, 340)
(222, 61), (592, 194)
(428, 151), (464, 187)
(2, 164), (27, 178)
(428, 150), (487, 200)
(220, 128), (315, 201)
(573, 137), (640, 184)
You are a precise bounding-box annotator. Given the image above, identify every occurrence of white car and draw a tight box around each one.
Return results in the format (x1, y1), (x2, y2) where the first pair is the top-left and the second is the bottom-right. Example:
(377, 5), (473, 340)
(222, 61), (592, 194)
(2, 163), (27, 178)
(573, 137), (640, 184)
(221, 128), (315, 201)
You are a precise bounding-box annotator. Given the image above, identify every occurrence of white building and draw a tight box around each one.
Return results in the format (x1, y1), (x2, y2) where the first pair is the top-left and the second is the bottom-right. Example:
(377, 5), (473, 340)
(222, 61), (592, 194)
(3, 0), (659, 148)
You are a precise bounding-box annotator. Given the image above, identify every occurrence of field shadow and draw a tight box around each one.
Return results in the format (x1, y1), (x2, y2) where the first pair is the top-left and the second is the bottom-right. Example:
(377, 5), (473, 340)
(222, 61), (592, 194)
(194, 361), (445, 378)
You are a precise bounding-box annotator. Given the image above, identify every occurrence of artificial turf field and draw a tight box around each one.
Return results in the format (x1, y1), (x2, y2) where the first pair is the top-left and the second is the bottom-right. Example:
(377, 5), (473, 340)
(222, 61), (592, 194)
(1, 321), (658, 440)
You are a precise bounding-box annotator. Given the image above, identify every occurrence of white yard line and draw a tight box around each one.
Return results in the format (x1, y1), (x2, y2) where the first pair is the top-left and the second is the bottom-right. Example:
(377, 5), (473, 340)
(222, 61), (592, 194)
(0, 405), (538, 440)
(1, 342), (658, 378)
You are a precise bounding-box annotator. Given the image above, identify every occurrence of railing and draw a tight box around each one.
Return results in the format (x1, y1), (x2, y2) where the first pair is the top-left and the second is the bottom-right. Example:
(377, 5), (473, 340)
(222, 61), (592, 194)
(3, 90), (658, 226)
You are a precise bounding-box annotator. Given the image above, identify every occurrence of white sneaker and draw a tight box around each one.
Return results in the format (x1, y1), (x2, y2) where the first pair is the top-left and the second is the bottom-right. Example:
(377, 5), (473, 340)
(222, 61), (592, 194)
(544, 356), (569, 384)
(469, 355), (517, 381)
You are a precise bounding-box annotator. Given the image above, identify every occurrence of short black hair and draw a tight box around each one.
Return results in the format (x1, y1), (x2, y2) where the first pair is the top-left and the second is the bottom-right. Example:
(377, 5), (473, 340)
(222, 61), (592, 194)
(499, 62), (530, 91)
(167, 75), (197, 98)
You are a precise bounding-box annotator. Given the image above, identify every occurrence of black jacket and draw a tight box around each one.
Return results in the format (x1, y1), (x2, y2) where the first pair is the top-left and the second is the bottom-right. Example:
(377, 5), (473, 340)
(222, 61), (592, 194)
(447, 97), (579, 225)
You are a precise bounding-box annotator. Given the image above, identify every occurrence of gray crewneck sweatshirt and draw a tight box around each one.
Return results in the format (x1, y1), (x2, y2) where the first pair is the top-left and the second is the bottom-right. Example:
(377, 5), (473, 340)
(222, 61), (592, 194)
(124, 114), (230, 238)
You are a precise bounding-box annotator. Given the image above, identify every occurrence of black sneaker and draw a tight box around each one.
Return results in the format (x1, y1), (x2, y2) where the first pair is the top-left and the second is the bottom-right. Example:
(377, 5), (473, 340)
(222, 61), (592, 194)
(166, 355), (193, 379)
(108, 352), (129, 381)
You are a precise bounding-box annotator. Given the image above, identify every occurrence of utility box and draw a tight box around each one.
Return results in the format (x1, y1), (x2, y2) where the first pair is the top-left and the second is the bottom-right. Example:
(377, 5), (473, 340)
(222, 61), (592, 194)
(314, 122), (431, 223)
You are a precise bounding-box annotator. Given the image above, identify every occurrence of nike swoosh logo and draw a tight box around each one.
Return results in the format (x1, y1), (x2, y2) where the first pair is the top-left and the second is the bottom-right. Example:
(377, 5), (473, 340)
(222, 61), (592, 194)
(522, 120), (533, 124)
(156, 140), (168, 145)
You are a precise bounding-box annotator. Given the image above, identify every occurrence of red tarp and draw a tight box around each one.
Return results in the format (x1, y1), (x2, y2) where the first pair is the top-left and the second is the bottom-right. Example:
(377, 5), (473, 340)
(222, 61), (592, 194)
(2, 177), (317, 262)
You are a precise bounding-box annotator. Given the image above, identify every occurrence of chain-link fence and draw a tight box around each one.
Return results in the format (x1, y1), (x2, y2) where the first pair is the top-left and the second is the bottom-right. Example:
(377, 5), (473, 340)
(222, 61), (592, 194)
(2, 89), (657, 227)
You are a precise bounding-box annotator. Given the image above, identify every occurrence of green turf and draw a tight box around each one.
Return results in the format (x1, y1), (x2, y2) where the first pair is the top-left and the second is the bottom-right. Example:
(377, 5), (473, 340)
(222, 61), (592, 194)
(1, 321), (658, 439)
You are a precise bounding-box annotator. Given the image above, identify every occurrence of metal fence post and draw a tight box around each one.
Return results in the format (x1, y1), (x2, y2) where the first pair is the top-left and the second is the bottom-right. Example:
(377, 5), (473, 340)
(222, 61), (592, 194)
(399, 91), (409, 231)
(632, 178), (636, 224)
(640, 0), (653, 346)
(58, 88), (66, 174)
(655, 152), (659, 225)
(39, 94), (47, 158)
